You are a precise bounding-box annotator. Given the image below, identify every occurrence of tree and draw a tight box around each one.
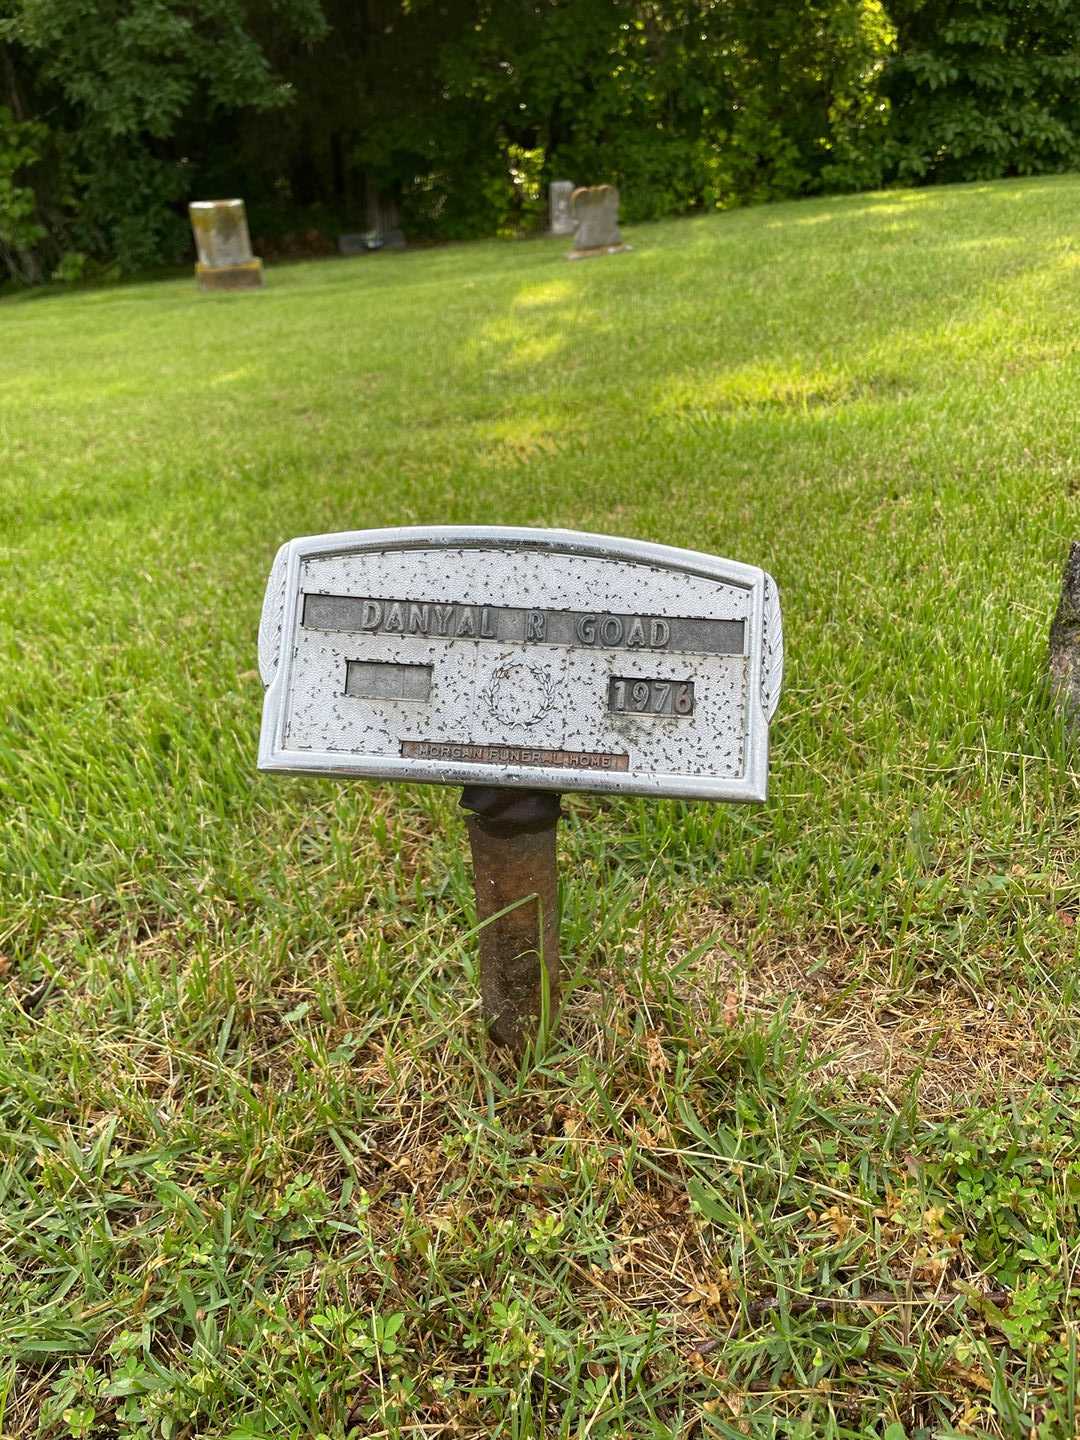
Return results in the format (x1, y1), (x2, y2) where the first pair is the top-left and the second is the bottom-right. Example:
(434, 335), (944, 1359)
(13, 0), (1079, 286)
(0, 0), (328, 280)
(882, 0), (1080, 181)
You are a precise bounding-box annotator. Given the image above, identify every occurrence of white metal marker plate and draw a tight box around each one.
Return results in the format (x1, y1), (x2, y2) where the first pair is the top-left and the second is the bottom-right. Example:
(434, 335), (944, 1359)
(258, 527), (782, 801)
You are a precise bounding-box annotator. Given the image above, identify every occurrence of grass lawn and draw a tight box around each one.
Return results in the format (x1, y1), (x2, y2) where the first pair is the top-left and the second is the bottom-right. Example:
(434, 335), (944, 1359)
(2, 175), (1080, 1439)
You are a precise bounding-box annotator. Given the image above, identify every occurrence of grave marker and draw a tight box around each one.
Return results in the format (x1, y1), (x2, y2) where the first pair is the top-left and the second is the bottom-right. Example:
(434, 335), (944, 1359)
(568, 185), (629, 259)
(259, 527), (782, 1048)
(338, 229), (407, 255)
(549, 180), (576, 236)
(189, 199), (264, 291)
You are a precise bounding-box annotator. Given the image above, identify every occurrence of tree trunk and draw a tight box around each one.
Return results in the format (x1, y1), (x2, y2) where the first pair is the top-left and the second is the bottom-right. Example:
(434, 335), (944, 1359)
(1049, 541), (1080, 726)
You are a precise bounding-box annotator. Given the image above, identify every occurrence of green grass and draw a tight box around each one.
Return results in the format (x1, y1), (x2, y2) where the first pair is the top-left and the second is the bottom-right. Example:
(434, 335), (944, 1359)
(2, 175), (1079, 1438)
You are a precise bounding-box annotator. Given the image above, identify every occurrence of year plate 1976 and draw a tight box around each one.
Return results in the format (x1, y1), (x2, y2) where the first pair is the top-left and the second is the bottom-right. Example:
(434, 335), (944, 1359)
(258, 526), (783, 801)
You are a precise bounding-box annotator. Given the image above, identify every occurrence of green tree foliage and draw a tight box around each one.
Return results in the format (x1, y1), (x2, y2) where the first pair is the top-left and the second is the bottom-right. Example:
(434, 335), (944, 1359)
(349, 0), (893, 236)
(0, 103), (44, 282)
(0, 0), (327, 278)
(0, 0), (1078, 285)
(883, 0), (1080, 182)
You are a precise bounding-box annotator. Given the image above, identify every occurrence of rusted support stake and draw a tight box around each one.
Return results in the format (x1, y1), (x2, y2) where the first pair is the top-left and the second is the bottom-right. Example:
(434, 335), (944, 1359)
(460, 786), (561, 1051)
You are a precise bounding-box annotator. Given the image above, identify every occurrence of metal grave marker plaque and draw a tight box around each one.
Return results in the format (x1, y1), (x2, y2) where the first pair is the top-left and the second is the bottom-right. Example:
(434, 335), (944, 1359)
(258, 526), (782, 802)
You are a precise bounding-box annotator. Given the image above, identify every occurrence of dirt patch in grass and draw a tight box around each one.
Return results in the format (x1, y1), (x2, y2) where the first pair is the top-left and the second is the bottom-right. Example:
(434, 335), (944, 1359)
(652, 899), (1063, 1114)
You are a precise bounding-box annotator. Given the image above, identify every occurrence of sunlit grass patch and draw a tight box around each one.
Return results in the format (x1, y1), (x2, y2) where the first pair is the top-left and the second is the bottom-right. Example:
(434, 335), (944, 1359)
(655, 361), (911, 422)
(511, 279), (575, 309)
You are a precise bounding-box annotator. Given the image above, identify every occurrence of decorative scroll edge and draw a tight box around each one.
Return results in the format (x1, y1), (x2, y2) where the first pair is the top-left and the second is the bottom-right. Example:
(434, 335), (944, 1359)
(258, 543), (290, 687)
(760, 574), (784, 721)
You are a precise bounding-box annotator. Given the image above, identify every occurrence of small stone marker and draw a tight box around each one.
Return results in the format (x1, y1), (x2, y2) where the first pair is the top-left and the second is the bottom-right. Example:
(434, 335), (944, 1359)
(258, 527), (782, 1049)
(1050, 541), (1080, 726)
(338, 229), (406, 255)
(568, 185), (629, 259)
(189, 199), (264, 291)
(549, 180), (576, 236)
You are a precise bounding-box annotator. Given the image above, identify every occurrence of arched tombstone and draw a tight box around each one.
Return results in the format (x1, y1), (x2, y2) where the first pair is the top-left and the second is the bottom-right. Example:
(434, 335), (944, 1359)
(189, 199), (264, 291)
(549, 180), (576, 236)
(257, 526), (783, 1053)
(568, 185), (630, 260)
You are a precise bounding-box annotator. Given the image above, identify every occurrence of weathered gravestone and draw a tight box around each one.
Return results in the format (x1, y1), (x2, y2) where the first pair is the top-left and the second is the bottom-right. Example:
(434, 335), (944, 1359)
(337, 182), (406, 255)
(1050, 541), (1080, 727)
(189, 200), (264, 291)
(258, 526), (782, 1050)
(549, 180), (576, 237)
(568, 185), (629, 259)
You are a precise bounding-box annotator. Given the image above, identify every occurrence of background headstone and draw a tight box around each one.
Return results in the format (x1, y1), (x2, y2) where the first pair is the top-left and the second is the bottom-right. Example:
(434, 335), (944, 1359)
(337, 182), (406, 255)
(189, 200), (264, 291)
(1050, 541), (1080, 726)
(568, 185), (629, 259)
(337, 228), (406, 255)
(549, 180), (576, 236)
(366, 178), (406, 249)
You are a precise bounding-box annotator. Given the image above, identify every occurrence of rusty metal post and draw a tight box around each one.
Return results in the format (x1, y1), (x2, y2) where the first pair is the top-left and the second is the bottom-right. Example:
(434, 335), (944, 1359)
(460, 786), (561, 1051)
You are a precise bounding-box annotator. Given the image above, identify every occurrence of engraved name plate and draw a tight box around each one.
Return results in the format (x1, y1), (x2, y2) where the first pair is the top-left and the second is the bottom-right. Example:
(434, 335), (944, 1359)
(258, 526), (783, 801)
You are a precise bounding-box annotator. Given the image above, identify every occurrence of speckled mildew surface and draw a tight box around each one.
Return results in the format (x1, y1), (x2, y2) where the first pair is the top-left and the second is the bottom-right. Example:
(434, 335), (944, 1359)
(258, 527), (782, 801)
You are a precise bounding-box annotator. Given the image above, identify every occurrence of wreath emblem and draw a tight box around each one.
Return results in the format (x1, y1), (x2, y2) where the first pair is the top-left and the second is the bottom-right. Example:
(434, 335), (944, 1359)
(482, 662), (557, 727)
